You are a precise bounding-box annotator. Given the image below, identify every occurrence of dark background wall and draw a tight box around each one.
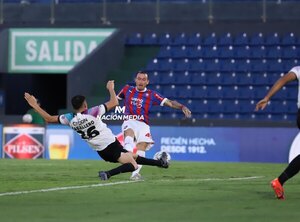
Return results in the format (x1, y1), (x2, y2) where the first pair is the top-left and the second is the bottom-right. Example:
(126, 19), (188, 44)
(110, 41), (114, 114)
(1, 1), (300, 122)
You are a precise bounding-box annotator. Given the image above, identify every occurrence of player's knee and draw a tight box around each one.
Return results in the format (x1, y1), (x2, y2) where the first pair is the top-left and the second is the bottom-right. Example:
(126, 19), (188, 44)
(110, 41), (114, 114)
(124, 128), (135, 138)
(136, 142), (148, 151)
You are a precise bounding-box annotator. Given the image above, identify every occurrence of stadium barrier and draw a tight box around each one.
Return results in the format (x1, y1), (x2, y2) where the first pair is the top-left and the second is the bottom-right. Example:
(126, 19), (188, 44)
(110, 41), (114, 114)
(0, 124), (299, 163)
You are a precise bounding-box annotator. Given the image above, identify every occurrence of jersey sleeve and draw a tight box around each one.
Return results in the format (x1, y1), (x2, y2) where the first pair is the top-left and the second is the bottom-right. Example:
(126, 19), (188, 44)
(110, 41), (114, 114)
(88, 104), (107, 118)
(289, 66), (300, 80)
(58, 113), (72, 125)
(152, 91), (168, 106)
(117, 85), (129, 100)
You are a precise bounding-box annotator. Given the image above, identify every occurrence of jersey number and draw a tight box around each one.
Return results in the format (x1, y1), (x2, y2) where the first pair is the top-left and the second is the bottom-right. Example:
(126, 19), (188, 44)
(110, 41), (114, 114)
(77, 126), (100, 139)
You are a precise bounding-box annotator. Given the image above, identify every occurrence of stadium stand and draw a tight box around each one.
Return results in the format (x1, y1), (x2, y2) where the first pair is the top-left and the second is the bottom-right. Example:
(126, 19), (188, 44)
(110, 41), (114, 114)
(126, 32), (299, 121)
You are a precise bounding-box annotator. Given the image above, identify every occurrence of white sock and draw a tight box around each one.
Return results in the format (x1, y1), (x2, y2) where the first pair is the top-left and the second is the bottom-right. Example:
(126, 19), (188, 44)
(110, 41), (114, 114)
(132, 150), (145, 176)
(124, 136), (135, 152)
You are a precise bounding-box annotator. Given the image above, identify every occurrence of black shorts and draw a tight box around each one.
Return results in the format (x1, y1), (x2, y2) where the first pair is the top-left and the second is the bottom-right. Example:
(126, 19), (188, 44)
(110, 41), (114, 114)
(97, 139), (128, 163)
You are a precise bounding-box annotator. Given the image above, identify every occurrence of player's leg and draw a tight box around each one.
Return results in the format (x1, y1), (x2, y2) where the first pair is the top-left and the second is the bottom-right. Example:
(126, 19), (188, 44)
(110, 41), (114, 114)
(98, 140), (138, 180)
(132, 151), (169, 168)
(271, 154), (300, 199)
(122, 120), (136, 152)
(271, 110), (300, 199)
(123, 128), (135, 152)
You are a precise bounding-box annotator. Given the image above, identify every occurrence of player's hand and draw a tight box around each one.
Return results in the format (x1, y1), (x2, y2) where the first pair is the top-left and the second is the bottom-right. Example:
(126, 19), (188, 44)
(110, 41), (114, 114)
(182, 106), (192, 118)
(24, 92), (38, 108)
(106, 80), (115, 91)
(255, 98), (269, 111)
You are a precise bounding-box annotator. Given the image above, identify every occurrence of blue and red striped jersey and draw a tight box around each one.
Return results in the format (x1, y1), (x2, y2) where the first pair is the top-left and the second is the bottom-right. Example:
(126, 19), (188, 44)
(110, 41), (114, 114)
(117, 85), (166, 124)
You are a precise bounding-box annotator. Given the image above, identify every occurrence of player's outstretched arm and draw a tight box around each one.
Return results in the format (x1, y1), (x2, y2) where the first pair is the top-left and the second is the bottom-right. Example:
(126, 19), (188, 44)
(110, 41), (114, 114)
(164, 99), (192, 118)
(255, 72), (297, 111)
(105, 80), (119, 111)
(24, 92), (58, 123)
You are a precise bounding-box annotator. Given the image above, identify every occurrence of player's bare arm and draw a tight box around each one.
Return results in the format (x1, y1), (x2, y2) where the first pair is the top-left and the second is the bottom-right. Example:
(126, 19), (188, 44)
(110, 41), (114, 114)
(164, 99), (192, 118)
(104, 80), (119, 111)
(24, 92), (59, 123)
(255, 72), (297, 111)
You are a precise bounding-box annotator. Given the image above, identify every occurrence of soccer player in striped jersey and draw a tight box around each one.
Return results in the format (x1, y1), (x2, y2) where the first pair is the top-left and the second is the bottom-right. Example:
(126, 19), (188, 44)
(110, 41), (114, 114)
(24, 80), (169, 180)
(256, 66), (300, 200)
(118, 71), (192, 180)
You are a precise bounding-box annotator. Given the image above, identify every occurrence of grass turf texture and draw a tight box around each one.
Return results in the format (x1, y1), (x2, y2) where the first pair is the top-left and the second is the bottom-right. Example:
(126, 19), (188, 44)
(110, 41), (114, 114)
(0, 159), (299, 222)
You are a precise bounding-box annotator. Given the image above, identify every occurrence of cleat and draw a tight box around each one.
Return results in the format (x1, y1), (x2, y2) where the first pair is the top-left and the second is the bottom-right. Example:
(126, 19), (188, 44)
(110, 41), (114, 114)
(99, 171), (109, 181)
(130, 173), (143, 181)
(271, 178), (285, 200)
(159, 152), (169, 168)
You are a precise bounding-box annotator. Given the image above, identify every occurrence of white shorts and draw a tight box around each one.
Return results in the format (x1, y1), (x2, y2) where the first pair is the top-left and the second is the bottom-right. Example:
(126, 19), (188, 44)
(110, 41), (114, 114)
(121, 120), (154, 150)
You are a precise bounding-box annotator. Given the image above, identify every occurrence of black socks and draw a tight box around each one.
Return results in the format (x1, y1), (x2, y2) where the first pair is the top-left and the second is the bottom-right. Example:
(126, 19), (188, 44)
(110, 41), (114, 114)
(107, 163), (135, 178)
(278, 154), (300, 185)
(136, 156), (161, 167)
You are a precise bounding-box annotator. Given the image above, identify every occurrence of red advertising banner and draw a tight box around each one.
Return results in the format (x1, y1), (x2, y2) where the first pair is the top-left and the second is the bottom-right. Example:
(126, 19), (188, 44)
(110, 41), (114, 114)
(3, 125), (45, 159)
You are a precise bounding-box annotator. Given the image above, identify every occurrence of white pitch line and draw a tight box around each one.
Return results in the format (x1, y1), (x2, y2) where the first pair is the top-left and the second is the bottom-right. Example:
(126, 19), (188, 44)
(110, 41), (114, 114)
(160, 176), (264, 182)
(0, 176), (264, 197)
(0, 180), (140, 197)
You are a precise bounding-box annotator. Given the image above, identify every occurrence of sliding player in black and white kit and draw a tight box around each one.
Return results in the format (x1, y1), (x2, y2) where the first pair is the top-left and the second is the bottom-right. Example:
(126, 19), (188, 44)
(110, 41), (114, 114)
(24, 80), (169, 181)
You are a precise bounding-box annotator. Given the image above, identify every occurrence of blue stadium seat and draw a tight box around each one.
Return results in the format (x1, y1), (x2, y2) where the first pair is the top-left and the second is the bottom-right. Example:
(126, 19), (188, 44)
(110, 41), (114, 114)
(161, 72), (176, 84)
(149, 72), (161, 84)
(238, 86), (255, 99)
(234, 46), (251, 58)
(223, 99), (239, 113)
(234, 33), (249, 45)
(187, 46), (205, 58)
(172, 46), (189, 59)
(203, 33), (218, 46)
(235, 61), (252, 72)
(282, 46), (298, 59)
(265, 33), (280, 45)
(251, 61), (268, 72)
(219, 46), (235, 58)
(157, 46), (172, 58)
(206, 60), (222, 72)
(203, 46), (219, 58)
(187, 33), (202, 45)
(172, 33), (188, 45)
(191, 73), (206, 84)
(173, 59), (190, 71)
(158, 33), (173, 45)
(222, 86), (238, 99)
(189, 60), (205, 72)
(222, 73), (239, 85)
(249, 46), (266, 59)
(220, 60), (236, 72)
(177, 86), (193, 98)
(161, 85), (177, 98)
(143, 33), (159, 45)
(249, 33), (264, 46)
(236, 73), (255, 85)
(266, 46), (282, 59)
(206, 73), (223, 85)
(192, 86), (208, 98)
(126, 33), (142, 45)
(174, 72), (192, 84)
(281, 33), (297, 45)
(218, 33), (233, 46)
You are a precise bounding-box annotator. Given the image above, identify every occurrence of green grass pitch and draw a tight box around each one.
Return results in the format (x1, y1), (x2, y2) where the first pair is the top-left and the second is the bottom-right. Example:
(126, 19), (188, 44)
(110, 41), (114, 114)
(0, 159), (299, 222)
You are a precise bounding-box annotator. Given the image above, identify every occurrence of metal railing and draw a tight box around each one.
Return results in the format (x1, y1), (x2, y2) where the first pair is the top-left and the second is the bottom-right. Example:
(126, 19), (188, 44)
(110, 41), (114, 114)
(0, 0), (299, 25)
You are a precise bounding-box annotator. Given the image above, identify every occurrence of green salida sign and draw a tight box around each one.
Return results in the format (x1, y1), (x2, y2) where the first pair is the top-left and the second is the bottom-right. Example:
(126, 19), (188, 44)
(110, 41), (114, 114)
(8, 28), (116, 73)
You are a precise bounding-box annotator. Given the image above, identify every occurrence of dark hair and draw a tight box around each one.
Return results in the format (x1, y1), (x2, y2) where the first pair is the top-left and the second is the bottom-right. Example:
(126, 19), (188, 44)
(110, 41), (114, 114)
(136, 71), (148, 79)
(71, 95), (86, 110)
